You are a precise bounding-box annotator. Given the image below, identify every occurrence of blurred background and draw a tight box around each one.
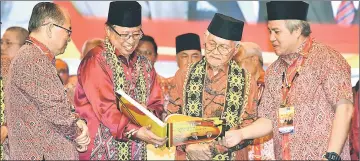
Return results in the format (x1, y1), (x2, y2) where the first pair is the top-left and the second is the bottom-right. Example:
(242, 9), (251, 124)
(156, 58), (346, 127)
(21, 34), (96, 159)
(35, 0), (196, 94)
(1, 1), (359, 85)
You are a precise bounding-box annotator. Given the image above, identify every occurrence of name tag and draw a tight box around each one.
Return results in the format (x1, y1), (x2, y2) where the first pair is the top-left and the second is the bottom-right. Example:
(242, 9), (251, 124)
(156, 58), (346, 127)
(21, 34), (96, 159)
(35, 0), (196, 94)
(278, 106), (295, 134)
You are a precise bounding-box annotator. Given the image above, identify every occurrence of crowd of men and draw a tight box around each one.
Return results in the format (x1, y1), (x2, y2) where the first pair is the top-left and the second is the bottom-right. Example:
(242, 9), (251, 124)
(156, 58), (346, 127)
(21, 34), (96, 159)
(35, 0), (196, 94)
(0, 1), (358, 160)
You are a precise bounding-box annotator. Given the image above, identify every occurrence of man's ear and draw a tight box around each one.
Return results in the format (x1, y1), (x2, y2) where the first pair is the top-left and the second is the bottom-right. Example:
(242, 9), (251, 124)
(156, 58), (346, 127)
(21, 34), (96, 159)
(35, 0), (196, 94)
(176, 54), (180, 68)
(46, 24), (53, 38)
(234, 42), (242, 54)
(105, 26), (111, 37)
(294, 27), (302, 39)
(203, 30), (210, 42)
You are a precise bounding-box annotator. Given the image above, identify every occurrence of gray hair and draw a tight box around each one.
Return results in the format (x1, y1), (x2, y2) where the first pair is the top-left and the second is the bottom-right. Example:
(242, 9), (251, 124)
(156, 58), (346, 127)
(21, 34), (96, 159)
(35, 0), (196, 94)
(28, 2), (65, 33)
(5, 26), (29, 45)
(241, 42), (264, 67)
(285, 20), (311, 37)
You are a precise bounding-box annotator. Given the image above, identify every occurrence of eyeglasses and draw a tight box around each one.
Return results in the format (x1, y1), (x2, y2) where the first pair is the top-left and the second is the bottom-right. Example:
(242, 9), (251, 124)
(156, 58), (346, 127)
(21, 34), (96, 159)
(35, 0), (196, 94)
(109, 25), (143, 40)
(204, 40), (233, 56)
(53, 24), (72, 37)
(42, 23), (72, 37)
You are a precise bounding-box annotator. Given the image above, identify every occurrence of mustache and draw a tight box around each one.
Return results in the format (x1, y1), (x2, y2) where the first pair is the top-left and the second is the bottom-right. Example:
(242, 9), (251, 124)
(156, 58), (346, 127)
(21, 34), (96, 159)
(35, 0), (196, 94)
(123, 41), (136, 46)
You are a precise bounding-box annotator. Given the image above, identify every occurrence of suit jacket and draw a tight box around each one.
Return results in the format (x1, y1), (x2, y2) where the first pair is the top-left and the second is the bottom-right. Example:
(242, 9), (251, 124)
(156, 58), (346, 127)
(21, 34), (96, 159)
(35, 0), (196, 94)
(189, 1), (268, 23)
(140, 1), (189, 20)
(188, 1), (245, 21)
(306, 1), (359, 24)
(257, 1), (268, 23)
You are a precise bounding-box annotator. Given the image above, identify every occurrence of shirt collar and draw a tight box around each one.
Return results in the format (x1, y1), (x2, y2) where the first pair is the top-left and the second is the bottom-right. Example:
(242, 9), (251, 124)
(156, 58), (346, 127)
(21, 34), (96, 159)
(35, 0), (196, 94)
(206, 62), (228, 78)
(28, 36), (55, 65)
(104, 40), (138, 67)
(279, 37), (313, 65)
(117, 51), (138, 67)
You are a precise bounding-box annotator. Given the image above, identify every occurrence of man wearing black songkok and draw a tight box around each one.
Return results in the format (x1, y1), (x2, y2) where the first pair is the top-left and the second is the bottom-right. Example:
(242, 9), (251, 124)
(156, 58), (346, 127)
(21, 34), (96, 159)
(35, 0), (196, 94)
(256, 1), (353, 160)
(74, 1), (166, 160)
(160, 33), (202, 114)
(175, 33), (202, 70)
(166, 13), (273, 160)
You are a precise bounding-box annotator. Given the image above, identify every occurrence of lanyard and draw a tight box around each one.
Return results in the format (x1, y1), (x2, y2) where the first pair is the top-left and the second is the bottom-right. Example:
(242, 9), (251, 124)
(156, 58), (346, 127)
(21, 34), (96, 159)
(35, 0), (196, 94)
(281, 38), (312, 106)
(280, 37), (312, 160)
(281, 57), (304, 106)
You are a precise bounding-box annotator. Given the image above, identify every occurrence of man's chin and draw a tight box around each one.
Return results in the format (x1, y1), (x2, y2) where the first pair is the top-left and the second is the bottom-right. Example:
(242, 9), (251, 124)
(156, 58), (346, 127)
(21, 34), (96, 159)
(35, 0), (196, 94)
(273, 50), (283, 56)
(57, 50), (65, 56)
(119, 51), (133, 57)
(275, 50), (290, 57)
(206, 60), (222, 68)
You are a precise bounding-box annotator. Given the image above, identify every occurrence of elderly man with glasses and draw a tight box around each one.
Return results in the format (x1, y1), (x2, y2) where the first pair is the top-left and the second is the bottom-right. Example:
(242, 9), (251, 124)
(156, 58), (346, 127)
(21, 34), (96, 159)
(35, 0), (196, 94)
(74, 1), (166, 160)
(166, 13), (273, 160)
(4, 2), (90, 160)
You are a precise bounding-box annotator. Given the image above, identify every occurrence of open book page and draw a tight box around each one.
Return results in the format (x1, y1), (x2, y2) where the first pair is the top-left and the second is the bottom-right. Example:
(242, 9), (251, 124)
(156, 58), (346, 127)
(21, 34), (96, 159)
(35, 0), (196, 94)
(116, 89), (167, 138)
(165, 114), (224, 146)
(116, 89), (225, 147)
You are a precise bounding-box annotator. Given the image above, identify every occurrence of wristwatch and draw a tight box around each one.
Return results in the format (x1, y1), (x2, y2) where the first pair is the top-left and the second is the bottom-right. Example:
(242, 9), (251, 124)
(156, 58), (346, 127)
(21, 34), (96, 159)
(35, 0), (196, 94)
(322, 152), (341, 161)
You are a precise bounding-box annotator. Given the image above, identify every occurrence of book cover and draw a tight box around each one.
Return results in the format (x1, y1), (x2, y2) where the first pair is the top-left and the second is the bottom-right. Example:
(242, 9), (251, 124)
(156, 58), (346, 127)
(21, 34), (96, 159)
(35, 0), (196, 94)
(115, 89), (225, 147)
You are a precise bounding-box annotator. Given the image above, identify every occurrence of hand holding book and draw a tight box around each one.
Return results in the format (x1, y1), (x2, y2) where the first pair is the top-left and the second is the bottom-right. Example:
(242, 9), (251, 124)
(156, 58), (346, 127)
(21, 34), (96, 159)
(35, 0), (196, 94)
(135, 124), (168, 147)
(115, 89), (226, 147)
(216, 128), (244, 148)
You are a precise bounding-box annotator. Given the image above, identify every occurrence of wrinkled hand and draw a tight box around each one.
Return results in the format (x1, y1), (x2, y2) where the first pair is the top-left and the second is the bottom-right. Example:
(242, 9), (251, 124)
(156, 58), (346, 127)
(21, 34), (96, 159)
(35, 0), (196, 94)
(1, 126), (8, 144)
(136, 125), (167, 147)
(216, 129), (243, 148)
(75, 120), (90, 152)
(185, 143), (212, 160)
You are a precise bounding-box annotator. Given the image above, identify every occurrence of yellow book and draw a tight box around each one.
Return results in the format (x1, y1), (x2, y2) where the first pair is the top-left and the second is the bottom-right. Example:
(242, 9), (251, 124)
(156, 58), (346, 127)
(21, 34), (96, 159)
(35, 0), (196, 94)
(115, 89), (225, 147)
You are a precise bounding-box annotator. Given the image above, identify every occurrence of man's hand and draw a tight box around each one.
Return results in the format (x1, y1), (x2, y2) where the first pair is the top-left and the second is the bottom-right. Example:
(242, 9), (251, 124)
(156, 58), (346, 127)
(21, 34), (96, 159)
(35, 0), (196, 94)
(217, 129), (244, 148)
(1, 126), (8, 144)
(75, 120), (90, 152)
(185, 143), (212, 160)
(135, 125), (167, 147)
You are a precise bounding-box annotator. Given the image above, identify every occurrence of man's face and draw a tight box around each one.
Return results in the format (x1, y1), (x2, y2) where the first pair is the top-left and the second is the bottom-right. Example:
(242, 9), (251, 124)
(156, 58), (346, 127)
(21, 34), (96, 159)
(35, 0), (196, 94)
(233, 47), (258, 76)
(1, 30), (23, 60)
(136, 40), (157, 65)
(238, 55), (258, 76)
(107, 25), (142, 57)
(48, 12), (72, 55)
(204, 33), (237, 68)
(267, 20), (300, 56)
(176, 49), (202, 70)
